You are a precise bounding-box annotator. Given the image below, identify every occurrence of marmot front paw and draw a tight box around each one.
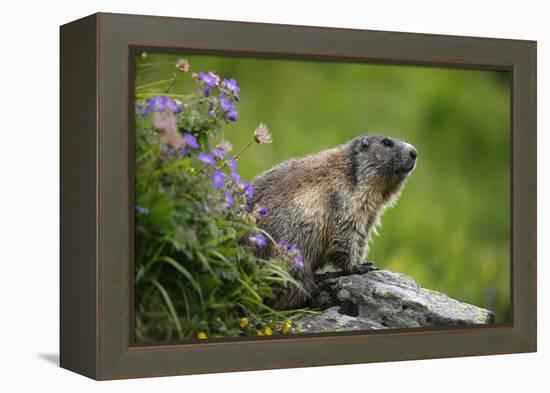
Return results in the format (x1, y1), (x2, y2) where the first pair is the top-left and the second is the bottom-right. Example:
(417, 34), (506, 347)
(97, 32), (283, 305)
(347, 262), (379, 275)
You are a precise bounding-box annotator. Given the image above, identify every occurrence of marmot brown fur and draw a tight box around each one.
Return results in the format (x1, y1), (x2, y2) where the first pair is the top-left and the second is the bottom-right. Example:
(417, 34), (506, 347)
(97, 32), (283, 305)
(251, 134), (418, 309)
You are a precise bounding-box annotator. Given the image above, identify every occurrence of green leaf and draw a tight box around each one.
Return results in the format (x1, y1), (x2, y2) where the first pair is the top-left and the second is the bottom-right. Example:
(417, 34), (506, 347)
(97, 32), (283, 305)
(156, 255), (202, 298)
(217, 267), (240, 282)
(195, 250), (215, 275)
(149, 193), (174, 229)
(151, 279), (183, 339)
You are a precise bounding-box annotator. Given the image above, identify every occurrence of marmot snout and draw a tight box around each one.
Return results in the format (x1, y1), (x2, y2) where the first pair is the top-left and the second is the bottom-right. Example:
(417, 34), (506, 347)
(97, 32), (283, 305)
(251, 134), (417, 309)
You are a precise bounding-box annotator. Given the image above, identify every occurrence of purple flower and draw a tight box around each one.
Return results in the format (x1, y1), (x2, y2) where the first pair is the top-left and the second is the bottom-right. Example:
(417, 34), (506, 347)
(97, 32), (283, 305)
(243, 182), (253, 198)
(218, 93), (238, 121)
(231, 171), (242, 184)
(278, 240), (298, 253)
(145, 96), (165, 113)
(210, 147), (225, 159)
(293, 256), (305, 269)
(143, 95), (182, 115)
(224, 191), (234, 208)
(219, 94), (234, 112)
(203, 86), (211, 97)
(163, 97), (182, 113)
(227, 157), (242, 184)
(276, 238), (304, 267)
(250, 233), (267, 247)
(222, 78), (240, 93)
(198, 152), (215, 165)
(258, 206), (268, 216)
(137, 103), (146, 116)
(208, 108), (216, 116)
(226, 109), (238, 122)
(183, 132), (199, 149)
(287, 243), (299, 254)
(178, 147), (190, 155)
(137, 104), (150, 117)
(198, 71), (219, 87)
(228, 156), (237, 172)
(211, 170), (226, 189)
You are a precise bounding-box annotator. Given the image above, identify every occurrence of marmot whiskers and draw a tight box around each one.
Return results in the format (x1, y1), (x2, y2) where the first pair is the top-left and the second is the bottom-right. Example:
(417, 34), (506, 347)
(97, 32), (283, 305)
(251, 134), (417, 309)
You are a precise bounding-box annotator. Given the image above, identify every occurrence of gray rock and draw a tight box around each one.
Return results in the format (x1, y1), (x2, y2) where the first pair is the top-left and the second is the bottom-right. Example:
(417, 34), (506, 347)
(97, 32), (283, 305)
(295, 269), (495, 334)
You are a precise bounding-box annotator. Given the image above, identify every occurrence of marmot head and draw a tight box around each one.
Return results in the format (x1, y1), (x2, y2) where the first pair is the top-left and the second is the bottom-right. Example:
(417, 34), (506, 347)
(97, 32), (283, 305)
(348, 134), (417, 198)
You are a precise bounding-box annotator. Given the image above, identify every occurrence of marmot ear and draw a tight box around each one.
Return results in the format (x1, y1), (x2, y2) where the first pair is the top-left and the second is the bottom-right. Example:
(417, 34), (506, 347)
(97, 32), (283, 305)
(360, 135), (372, 149)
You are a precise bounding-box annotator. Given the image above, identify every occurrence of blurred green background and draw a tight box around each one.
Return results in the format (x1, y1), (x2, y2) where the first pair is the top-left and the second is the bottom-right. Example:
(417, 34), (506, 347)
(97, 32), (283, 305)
(135, 53), (510, 322)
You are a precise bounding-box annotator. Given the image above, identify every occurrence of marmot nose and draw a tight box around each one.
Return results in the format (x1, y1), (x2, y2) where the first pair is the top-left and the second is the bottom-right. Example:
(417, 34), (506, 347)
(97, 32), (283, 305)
(409, 147), (418, 160)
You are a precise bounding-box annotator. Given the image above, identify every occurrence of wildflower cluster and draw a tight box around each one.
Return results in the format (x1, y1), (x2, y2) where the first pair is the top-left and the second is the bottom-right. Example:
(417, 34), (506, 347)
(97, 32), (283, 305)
(133, 57), (303, 342)
(137, 95), (182, 118)
(245, 215), (305, 271)
(194, 71), (240, 122)
(252, 318), (294, 336)
(198, 317), (295, 339)
(277, 240), (305, 269)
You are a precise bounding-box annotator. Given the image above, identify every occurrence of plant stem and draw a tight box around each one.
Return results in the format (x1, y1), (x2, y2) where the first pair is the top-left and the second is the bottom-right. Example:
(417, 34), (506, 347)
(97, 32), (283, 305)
(233, 138), (255, 161)
(135, 78), (176, 90)
(135, 93), (194, 100)
(164, 72), (178, 94)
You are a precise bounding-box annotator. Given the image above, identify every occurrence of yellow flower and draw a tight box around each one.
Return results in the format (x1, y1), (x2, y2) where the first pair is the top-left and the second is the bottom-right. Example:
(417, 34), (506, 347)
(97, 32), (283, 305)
(257, 331), (264, 336)
(264, 327), (273, 336)
(280, 320), (292, 334)
(246, 213), (256, 224)
(239, 317), (249, 329)
(197, 331), (208, 339)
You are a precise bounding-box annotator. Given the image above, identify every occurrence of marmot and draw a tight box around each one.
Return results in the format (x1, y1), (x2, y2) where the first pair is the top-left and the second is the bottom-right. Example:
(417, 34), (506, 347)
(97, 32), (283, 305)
(251, 134), (417, 309)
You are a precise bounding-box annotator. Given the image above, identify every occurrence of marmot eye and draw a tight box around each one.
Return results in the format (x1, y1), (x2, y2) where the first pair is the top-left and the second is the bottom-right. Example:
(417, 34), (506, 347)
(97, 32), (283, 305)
(382, 138), (394, 148)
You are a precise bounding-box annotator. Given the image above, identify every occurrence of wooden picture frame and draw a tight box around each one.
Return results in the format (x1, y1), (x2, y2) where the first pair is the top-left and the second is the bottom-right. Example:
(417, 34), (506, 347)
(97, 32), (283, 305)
(60, 12), (537, 380)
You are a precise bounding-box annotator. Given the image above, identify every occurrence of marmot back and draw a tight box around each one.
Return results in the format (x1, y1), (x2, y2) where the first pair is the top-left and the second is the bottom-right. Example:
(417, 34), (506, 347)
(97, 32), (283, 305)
(251, 134), (418, 309)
